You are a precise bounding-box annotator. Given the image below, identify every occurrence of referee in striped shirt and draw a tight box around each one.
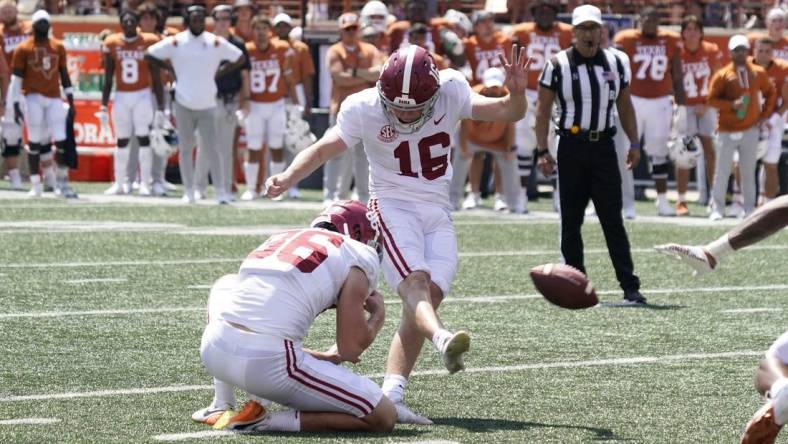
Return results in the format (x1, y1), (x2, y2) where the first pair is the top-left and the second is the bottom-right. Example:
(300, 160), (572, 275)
(535, 5), (646, 304)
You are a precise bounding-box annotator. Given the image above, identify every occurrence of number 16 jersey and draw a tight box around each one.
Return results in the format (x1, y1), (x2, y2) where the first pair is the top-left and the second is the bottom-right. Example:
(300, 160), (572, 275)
(332, 69), (474, 210)
(223, 228), (380, 341)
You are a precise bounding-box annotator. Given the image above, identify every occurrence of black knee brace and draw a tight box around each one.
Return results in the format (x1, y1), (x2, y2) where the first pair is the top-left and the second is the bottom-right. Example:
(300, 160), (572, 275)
(651, 162), (670, 179)
(1, 142), (21, 157)
(117, 138), (130, 148)
(137, 136), (150, 147)
(28, 143), (41, 174)
(54, 141), (66, 165)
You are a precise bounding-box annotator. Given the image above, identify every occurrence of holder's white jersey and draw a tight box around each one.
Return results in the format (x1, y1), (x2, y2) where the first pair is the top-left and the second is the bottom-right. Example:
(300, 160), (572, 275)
(332, 69), (474, 210)
(218, 228), (380, 341)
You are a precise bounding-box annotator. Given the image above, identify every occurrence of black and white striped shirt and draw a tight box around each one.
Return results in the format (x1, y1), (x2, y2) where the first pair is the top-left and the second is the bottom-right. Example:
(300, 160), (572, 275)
(538, 46), (631, 132)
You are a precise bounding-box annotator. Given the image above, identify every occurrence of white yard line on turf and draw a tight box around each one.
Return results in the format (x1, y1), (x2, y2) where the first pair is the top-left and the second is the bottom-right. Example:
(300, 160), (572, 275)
(721, 308), (784, 314)
(3, 284), (788, 319)
(2, 245), (786, 269)
(64, 278), (127, 284)
(154, 431), (236, 441)
(1, 351), (762, 404)
(0, 418), (60, 425)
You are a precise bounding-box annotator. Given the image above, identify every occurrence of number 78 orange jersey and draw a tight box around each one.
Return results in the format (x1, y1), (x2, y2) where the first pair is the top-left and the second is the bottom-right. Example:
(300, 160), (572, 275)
(102, 32), (161, 92)
(614, 29), (681, 98)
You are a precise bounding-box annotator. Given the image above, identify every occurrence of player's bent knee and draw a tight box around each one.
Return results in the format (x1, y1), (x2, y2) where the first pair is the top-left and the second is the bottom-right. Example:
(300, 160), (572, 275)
(364, 396), (396, 432)
(756, 359), (777, 396)
(137, 136), (150, 147)
(2, 144), (20, 157)
(270, 148), (284, 162)
(117, 138), (130, 148)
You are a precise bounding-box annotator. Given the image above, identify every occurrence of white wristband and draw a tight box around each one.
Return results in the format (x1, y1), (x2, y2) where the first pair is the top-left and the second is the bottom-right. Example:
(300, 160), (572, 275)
(64, 86), (74, 95)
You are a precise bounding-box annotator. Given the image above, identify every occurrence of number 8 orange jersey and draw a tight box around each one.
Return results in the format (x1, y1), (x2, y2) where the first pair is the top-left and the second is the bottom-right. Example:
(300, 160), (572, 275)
(614, 29), (681, 98)
(510, 21), (573, 92)
(678, 40), (723, 106)
(246, 39), (294, 103)
(102, 32), (161, 92)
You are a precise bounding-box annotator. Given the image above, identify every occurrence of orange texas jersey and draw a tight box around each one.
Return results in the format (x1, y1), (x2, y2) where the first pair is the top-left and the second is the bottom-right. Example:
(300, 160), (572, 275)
(748, 32), (788, 61)
(102, 32), (161, 92)
(464, 32), (512, 86)
(0, 20), (31, 66)
(679, 40), (723, 105)
(246, 39), (293, 103)
(12, 37), (67, 98)
(614, 29), (681, 98)
(510, 21), (573, 91)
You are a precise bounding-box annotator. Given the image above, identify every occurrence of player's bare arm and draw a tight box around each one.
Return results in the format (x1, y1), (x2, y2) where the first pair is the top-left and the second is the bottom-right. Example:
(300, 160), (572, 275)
(534, 84), (555, 175)
(101, 53), (114, 108)
(336, 268), (385, 363)
(149, 63), (165, 112)
(0, 51), (8, 116)
(470, 44), (528, 122)
(58, 65), (74, 114)
(779, 80), (788, 115)
(265, 130), (348, 197)
(329, 51), (371, 88)
(616, 84), (640, 169)
(214, 54), (244, 79)
(144, 53), (174, 77)
(8, 67), (23, 123)
(670, 52), (686, 105)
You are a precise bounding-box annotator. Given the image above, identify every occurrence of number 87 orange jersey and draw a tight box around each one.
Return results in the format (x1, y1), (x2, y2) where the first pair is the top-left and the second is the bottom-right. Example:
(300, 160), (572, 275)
(102, 32), (161, 92)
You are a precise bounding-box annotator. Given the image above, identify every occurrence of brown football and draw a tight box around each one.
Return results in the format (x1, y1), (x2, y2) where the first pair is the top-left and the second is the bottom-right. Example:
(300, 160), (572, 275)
(529, 263), (598, 309)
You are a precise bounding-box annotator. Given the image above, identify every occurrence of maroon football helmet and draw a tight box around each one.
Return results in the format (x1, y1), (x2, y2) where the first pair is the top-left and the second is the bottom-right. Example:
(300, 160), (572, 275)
(311, 200), (379, 250)
(377, 45), (441, 134)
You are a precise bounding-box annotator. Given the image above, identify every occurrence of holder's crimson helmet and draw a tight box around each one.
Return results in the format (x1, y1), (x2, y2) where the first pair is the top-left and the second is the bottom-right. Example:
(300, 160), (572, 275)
(311, 200), (379, 250)
(377, 45), (441, 134)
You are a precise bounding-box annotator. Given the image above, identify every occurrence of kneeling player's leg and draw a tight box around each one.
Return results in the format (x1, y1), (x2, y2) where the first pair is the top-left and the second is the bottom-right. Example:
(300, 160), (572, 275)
(742, 331), (788, 444)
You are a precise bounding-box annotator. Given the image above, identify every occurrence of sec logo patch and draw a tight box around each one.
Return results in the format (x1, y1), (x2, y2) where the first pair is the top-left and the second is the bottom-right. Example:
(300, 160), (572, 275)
(377, 124), (398, 143)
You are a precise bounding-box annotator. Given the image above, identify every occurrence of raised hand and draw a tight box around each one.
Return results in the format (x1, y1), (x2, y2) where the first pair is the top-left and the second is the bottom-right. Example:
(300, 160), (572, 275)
(498, 44), (532, 96)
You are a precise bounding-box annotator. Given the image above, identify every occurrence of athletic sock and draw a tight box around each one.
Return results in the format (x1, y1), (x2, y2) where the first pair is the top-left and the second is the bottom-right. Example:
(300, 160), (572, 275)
(381, 374), (408, 403)
(773, 378), (788, 426)
(678, 193), (686, 203)
(210, 378), (236, 410)
(256, 410), (300, 432)
(657, 193), (668, 206)
(432, 328), (453, 353)
(706, 233), (734, 263)
(270, 160), (285, 177)
(244, 162), (259, 193)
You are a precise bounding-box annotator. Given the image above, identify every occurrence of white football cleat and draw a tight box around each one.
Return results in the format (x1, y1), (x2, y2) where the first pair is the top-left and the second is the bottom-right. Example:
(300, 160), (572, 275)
(104, 183), (123, 195)
(28, 182), (43, 198)
(656, 199), (676, 216)
(654, 243), (715, 276)
(709, 210), (724, 221)
(240, 190), (257, 201)
(441, 330), (470, 374)
(493, 194), (508, 212)
(151, 182), (167, 196)
(462, 192), (481, 210)
(181, 191), (196, 204)
(138, 183), (152, 197)
(191, 403), (233, 426)
(622, 205), (637, 220)
(393, 401), (433, 425)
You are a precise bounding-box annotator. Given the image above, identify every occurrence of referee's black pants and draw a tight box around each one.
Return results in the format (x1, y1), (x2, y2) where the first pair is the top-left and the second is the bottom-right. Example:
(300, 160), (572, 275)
(556, 136), (640, 292)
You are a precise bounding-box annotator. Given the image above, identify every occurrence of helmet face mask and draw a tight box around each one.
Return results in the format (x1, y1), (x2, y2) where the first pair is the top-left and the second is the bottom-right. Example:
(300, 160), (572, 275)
(668, 135), (701, 169)
(377, 46), (441, 135)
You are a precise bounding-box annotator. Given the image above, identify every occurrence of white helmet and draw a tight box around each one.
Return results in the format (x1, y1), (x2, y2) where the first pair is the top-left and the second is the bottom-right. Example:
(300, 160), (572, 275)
(150, 120), (178, 158)
(668, 135), (702, 169)
(360, 0), (389, 32)
(444, 9), (472, 35)
(284, 105), (316, 154)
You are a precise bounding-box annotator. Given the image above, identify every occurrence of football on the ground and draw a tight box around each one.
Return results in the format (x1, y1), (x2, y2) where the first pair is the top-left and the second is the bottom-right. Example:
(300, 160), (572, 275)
(530, 263), (598, 309)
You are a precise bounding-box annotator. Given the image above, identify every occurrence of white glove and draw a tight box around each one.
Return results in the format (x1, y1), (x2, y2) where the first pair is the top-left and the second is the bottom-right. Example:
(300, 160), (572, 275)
(235, 109), (247, 126)
(153, 110), (166, 129)
(95, 106), (110, 129)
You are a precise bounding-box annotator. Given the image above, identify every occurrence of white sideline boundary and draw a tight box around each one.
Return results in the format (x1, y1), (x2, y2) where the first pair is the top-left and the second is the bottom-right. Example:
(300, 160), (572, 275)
(0, 417), (60, 425)
(722, 308), (784, 314)
(0, 350), (762, 404)
(1, 244), (786, 269)
(65, 278), (127, 284)
(2, 284), (788, 319)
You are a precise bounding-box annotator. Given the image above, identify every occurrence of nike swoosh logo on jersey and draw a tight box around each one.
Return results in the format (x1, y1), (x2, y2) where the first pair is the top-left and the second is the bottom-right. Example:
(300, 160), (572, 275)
(434, 114), (446, 125)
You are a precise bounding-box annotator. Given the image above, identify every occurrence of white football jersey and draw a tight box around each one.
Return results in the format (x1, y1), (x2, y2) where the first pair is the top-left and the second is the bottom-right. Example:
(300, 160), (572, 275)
(332, 69), (475, 209)
(218, 228), (380, 341)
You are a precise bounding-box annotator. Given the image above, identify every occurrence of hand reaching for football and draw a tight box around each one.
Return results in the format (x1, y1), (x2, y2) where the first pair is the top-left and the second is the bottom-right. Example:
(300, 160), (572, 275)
(498, 44), (531, 96)
(264, 174), (290, 199)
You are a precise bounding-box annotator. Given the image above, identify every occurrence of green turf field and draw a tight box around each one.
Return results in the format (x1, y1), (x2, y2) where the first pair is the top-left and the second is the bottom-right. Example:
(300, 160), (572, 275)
(1, 186), (786, 443)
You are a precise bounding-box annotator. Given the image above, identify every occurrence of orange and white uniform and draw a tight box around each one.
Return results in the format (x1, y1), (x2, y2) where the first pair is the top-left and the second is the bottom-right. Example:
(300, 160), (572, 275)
(511, 21), (572, 155)
(614, 29), (681, 165)
(464, 32), (511, 86)
(1, 21), (31, 144)
(11, 36), (68, 143)
(102, 32), (160, 139)
(275, 36), (314, 108)
(388, 20), (442, 54)
(676, 40), (722, 138)
(748, 32), (788, 61)
(761, 57), (788, 163)
(244, 39), (293, 151)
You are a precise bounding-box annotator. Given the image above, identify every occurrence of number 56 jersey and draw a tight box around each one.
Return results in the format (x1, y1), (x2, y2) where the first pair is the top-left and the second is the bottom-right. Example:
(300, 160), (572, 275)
(221, 228), (380, 340)
(332, 69), (474, 210)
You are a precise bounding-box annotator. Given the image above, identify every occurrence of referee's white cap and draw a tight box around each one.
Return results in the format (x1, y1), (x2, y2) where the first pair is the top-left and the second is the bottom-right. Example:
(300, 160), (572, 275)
(572, 5), (602, 26)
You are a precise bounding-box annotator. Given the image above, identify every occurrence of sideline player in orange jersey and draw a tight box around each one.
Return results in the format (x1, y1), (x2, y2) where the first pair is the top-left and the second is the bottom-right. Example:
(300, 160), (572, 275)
(6, 10), (76, 198)
(674, 15), (722, 215)
(99, 10), (164, 197)
(752, 37), (788, 204)
(0, 0), (28, 190)
(749, 7), (788, 61)
(614, 7), (686, 216)
(238, 15), (296, 201)
(510, 0), (572, 213)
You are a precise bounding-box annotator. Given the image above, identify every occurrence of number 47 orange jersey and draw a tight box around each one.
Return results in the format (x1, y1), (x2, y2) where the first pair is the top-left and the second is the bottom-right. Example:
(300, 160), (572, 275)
(102, 32), (161, 92)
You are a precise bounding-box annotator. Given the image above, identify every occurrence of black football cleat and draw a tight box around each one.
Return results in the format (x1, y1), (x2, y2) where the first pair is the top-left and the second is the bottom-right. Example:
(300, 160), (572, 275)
(623, 289), (647, 305)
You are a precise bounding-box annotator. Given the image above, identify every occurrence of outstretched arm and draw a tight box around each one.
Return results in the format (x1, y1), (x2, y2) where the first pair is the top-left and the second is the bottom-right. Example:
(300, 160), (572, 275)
(470, 44), (530, 122)
(264, 130), (348, 198)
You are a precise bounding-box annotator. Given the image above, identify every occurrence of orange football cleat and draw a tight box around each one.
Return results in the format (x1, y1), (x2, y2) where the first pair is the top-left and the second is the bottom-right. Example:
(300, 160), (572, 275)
(676, 201), (690, 216)
(741, 401), (783, 444)
(213, 400), (268, 430)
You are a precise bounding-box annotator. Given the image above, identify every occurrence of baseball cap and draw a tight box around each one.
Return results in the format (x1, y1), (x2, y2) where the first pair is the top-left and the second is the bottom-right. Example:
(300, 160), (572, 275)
(338, 12), (359, 29)
(233, 0), (252, 9)
(273, 13), (292, 27)
(728, 34), (750, 51)
(471, 10), (494, 25)
(482, 67), (505, 88)
(767, 7), (786, 23)
(571, 4), (602, 26)
(31, 9), (50, 24)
